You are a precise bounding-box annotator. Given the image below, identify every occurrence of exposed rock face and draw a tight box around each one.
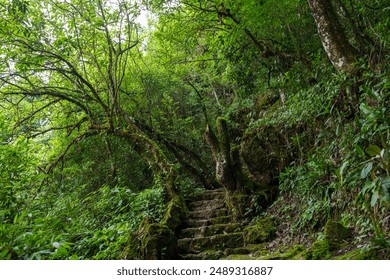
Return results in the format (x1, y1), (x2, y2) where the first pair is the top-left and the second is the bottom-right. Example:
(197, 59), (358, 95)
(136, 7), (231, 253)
(240, 126), (290, 188)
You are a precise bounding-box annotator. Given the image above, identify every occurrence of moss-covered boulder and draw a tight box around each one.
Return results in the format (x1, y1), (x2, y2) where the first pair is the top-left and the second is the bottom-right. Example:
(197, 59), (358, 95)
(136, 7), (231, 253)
(243, 216), (276, 244)
(324, 219), (352, 245)
(123, 194), (187, 259)
(138, 217), (178, 260)
(121, 232), (141, 259)
(240, 125), (290, 189)
(162, 194), (188, 230)
(258, 244), (306, 260)
(306, 240), (332, 260)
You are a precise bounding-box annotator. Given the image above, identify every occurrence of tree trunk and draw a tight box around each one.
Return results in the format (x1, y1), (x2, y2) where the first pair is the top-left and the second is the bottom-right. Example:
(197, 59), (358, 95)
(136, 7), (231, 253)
(205, 117), (251, 219)
(204, 117), (244, 193)
(307, 0), (359, 74)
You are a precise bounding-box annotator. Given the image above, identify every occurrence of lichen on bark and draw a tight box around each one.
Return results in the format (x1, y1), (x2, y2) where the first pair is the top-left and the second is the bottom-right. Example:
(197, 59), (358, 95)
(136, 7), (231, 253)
(307, 0), (359, 74)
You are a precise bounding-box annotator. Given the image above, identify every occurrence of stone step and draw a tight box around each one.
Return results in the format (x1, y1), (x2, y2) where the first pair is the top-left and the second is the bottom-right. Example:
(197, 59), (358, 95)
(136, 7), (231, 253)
(180, 250), (224, 260)
(180, 223), (242, 239)
(178, 232), (244, 253)
(183, 219), (209, 228)
(180, 243), (267, 260)
(224, 243), (266, 256)
(188, 198), (225, 211)
(189, 208), (227, 219)
(190, 189), (226, 202)
(183, 215), (233, 228)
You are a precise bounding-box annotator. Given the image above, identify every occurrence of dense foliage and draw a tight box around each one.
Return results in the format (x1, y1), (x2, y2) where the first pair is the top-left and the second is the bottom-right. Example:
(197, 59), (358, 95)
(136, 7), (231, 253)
(0, 0), (389, 259)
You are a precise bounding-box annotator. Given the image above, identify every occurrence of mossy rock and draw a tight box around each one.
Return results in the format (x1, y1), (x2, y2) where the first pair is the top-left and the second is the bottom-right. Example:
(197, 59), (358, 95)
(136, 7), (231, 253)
(222, 254), (256, 260)
(178, 232), (243, 253)
(120, 232), (141, 260)
(324, 219), (352, 245)
(258, 245), (306, 260)
(224, 243), (267, 257)
(335, 249), (371, 260)
(306, 240), (332, 260)
(182, 250), (224, 260)
(225, 192), (249, 220)
(243, 217), (276, 244)
(336, 246), (390, 260)
(240, 125), (290, 188)
(138, 217), (178, 260)
(180, 223), (241, 239)
(281, 245), (306, 260)
(254, 91), (280, 111)
(163, 194), (188, 230)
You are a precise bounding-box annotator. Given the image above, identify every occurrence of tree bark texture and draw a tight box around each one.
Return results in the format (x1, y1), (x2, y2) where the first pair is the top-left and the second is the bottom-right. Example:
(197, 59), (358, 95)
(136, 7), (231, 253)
(307, 0), (359, 73)
(204, 117), (245, 193)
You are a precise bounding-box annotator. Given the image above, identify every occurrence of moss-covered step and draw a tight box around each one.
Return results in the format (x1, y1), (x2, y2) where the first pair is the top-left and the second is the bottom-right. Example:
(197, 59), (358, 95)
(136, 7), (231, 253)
(183, 215), (232, 228)
(181, 244), (267, 260)
(181, 250), (224, 260)
(222, 254), (256, 260)
(257, 245), (307, 260)
(188, 198), (225, 211)
(178, 232), (244, 253)
(224, 243), (268, 257)
(189, 208), (227, 219)
(180, 223), (242, 238)
(189, 189), (226, 201)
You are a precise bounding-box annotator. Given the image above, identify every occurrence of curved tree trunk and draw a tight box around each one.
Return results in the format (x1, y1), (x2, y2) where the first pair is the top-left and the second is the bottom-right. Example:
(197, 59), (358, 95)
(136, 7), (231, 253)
(204, 117), (251, 219)
(204, 117), (245, 193)
(307, 0), (359, 74)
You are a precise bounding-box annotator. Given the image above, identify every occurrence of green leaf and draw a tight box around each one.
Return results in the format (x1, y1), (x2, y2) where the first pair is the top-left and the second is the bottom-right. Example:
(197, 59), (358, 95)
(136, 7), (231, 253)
(340, 161), (348, 176)
(370, 190), (379, 207)
(361, 162), (373, 179)
(359, 103), (372, 115)
(56, 246), (68, 256)
(69, 254), (79, 260)
(354, 144), (365, 157)
(365, 145), (381, 157)
(0, 249), (11, 260)
(381, 177), (390, 205)
(382, 177), (390, 188)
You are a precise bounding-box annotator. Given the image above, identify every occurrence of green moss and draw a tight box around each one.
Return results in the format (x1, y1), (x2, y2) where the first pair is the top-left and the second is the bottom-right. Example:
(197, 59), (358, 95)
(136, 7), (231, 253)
(240, 124), (289, 189)
(257, 245), (306, 260)
(336, 249), (368, 260)
(336, 247), (389, 260)
(225, 193), (248, 220)
(309, 240), (332, 260)
(243, 217), (276, 244)
(162, 194), (188, 230)
(226, 243), (268, 257)
(216, 117), (230, 157)
(282, 245), (306, 259)
(201, 250), (224, 260)
(254, 90), (280, 111)
(138, 217), (178, 260)
(324, 219), (352, 246)
(120, 232), (141, 260)
(223, 254), (256, 260)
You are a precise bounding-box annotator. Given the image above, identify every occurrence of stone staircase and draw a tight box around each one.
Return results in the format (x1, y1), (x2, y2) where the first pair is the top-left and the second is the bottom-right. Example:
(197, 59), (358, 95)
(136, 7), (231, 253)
(177, 188), (263, 260)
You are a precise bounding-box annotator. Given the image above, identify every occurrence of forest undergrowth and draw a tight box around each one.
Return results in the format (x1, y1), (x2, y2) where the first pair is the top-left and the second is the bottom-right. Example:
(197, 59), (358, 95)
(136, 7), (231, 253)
(0, 0), (389, 259)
